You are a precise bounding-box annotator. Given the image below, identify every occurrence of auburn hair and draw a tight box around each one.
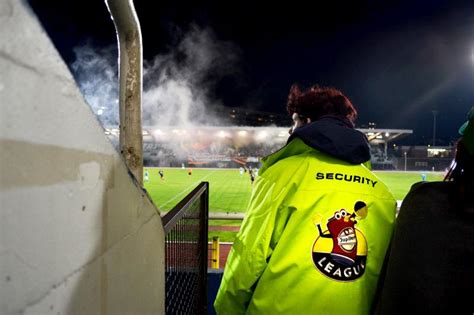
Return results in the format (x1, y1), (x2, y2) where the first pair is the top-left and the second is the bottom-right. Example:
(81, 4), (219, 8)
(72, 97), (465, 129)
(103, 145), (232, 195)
(286, 84), (357, 124)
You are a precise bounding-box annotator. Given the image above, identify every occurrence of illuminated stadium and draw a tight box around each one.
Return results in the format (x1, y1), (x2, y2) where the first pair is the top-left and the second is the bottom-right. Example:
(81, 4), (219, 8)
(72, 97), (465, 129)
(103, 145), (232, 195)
(7, 1), (474, 314)
(105, 126), (414, 169)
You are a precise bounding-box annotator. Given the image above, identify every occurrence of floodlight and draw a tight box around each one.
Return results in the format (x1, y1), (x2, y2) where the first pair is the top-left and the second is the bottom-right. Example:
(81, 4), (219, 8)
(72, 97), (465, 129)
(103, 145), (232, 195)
(217, 131), (228, 138)
(256, 131), (268, 141)
(153, 129), (164, 137)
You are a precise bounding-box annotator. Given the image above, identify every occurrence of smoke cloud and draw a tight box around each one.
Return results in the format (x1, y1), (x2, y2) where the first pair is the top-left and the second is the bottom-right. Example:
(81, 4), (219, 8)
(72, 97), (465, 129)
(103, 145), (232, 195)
(70, 26), (290, 166)
(71, 45), (119, 126)
(71, 25), (241, 128)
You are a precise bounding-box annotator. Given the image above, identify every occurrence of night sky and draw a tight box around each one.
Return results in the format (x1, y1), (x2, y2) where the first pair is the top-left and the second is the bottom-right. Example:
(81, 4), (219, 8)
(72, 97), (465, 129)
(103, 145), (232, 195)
(28, 0), (474, 145)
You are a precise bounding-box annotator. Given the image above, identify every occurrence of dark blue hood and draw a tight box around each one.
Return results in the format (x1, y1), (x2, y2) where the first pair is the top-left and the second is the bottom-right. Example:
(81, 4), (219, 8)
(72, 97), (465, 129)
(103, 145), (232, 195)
(287, 116), (370, 164)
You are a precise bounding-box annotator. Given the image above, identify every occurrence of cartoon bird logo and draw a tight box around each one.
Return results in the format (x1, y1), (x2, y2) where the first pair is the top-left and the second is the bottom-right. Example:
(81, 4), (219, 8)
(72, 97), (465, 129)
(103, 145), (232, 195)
(311, 201), (369, 281)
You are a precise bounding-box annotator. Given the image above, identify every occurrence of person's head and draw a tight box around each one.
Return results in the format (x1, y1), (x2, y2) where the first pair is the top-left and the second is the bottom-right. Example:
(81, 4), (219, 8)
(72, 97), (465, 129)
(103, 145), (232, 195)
(287, 84), (357, 134)
(445, 107), (474, 183)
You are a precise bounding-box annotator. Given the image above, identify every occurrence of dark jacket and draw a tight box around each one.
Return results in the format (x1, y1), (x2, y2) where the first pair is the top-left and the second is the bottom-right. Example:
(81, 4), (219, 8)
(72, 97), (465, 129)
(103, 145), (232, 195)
(376, 181), (474, 314)
(288, 115), (371, 164)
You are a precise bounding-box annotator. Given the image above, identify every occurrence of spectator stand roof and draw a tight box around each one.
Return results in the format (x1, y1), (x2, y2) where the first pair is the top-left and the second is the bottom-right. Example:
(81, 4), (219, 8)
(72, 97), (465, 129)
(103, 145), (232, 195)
(104, 126), (413, 146)
(358, 128), (413, 145)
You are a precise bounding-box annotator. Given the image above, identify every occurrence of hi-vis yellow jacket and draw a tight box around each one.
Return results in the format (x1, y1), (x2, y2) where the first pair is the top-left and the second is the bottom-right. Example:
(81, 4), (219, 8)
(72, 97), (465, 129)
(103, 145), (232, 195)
(214, 137), (397, 315)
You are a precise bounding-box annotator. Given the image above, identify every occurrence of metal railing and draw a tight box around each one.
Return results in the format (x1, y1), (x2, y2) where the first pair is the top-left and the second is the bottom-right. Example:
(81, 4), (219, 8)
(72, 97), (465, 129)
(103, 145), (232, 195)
(162, 182), (209, 315)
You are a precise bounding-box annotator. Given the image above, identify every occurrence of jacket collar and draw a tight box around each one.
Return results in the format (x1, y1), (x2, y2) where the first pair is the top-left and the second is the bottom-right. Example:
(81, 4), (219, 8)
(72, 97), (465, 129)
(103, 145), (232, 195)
(260, 116), (370, 175)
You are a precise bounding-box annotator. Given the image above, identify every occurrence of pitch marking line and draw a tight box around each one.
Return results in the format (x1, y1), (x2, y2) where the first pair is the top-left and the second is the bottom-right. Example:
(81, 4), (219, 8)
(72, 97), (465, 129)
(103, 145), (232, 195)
(159, 170), (217, 209)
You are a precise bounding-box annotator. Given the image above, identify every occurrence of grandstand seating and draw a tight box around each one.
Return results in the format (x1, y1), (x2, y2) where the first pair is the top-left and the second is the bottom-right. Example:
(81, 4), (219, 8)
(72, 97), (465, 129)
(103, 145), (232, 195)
(105, 126), (454, 171)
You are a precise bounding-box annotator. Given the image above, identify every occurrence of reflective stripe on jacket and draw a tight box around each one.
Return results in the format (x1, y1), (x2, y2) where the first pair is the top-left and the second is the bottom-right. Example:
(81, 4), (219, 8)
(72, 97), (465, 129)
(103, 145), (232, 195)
(214, 138), (396, 315)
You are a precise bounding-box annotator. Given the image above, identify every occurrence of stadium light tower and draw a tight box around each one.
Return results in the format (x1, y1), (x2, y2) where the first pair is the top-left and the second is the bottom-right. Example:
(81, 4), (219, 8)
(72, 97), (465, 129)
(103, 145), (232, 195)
(431, 110), (438, 147)
(432, 110), (438, 146)
(404, 151), (407, 172)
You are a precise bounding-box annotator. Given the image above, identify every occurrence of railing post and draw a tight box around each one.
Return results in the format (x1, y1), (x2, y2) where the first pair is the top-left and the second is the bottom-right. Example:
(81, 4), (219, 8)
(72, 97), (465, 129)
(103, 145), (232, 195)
(105, 0), (144, 185)
(211, 236), (220, 269)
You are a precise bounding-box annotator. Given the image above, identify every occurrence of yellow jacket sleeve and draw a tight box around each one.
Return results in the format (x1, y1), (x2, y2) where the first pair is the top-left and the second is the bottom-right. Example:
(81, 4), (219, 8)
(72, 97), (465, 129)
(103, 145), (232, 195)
(214, 161), (301, 314)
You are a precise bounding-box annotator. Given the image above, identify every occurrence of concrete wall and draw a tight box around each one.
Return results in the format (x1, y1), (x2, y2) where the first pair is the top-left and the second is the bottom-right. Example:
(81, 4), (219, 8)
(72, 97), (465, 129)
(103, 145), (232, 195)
(0, 1), (165, 314)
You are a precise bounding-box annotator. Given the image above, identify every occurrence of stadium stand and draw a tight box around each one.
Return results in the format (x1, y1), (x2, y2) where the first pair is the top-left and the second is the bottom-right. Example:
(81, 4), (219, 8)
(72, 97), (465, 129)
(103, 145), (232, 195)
(105, 126), (444, 170)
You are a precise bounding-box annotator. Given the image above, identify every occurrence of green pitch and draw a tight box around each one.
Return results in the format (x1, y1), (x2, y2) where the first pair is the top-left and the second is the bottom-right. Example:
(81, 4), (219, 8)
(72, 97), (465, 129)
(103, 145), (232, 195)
(144, 168), (445, 213)
(144, 168), (253, 212)
(374, 171), (444, 200)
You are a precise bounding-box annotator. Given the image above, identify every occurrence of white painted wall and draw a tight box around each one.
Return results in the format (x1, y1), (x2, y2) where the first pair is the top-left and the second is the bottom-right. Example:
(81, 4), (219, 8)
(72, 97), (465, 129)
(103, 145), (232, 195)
(0, 1), (165, 314)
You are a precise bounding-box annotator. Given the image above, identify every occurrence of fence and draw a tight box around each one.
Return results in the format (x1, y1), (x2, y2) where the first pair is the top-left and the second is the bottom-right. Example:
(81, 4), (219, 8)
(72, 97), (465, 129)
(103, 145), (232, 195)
(162, 182), (209, 315)
(371, 157), (453, 171)
(393, 157), (452, 172)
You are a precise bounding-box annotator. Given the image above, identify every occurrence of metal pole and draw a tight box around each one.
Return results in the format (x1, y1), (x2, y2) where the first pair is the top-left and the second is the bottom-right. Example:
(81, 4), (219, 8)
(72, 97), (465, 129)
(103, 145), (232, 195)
(432, 110), (438, 147)
(105, 0), (143, 185)
(404, 151), (407, 172)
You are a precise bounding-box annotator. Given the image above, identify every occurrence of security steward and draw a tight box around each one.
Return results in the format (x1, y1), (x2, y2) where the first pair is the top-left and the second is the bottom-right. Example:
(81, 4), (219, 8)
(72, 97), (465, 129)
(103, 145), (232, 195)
(214, 84), (397, 314)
